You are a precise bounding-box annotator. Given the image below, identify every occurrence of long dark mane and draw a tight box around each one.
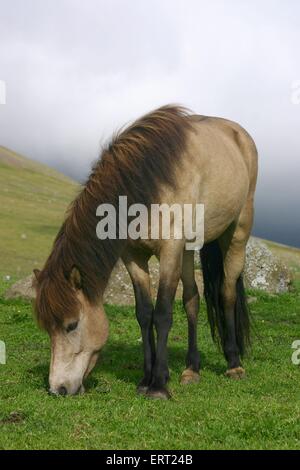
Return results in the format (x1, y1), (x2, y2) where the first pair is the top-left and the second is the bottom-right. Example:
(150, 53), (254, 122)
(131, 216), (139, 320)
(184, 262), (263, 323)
(34, 105), (192, 330)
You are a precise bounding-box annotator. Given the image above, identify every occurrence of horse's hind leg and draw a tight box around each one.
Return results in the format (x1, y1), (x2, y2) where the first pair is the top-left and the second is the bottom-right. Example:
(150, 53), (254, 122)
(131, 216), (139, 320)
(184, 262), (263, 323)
(219, 200), (254, 378)
(180, 249), (200, 385)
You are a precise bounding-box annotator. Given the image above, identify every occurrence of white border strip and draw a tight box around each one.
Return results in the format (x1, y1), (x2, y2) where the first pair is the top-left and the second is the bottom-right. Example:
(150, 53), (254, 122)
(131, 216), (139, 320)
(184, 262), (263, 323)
(0, 80), (6, 104)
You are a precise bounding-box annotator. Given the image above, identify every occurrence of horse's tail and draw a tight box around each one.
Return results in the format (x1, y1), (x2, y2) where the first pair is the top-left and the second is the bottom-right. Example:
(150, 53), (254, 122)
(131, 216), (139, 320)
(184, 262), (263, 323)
(200, 241), (250, 357)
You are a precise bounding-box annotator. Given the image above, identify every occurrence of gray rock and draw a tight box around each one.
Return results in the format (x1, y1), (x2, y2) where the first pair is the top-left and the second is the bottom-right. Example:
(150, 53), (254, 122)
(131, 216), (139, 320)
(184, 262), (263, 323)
(4, 275), (35, 301)
(244, 238), (292, 293)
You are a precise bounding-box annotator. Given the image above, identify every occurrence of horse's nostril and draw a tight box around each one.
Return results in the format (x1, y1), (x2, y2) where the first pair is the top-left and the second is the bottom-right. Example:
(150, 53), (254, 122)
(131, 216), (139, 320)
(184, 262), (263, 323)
(57, 386), (67, 396)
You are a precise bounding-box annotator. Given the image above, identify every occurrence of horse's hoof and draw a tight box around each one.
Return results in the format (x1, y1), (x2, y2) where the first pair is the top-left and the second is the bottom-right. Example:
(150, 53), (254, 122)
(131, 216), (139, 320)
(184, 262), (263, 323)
(180, 369), (200, 385)
(146, 387), (171, 400)
(137, 384), (149, 395)
(225, 367), (246, 380)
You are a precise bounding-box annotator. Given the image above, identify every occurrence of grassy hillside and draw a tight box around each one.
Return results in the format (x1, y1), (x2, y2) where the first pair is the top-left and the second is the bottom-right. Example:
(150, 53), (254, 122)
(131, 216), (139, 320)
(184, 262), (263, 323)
(264, 239), (300, 281)
(0, 146), (78, 280)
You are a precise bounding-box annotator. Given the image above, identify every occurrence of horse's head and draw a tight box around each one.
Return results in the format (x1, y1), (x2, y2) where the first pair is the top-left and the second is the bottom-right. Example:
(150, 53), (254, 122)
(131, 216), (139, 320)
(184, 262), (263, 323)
(33, 267), (109, 396)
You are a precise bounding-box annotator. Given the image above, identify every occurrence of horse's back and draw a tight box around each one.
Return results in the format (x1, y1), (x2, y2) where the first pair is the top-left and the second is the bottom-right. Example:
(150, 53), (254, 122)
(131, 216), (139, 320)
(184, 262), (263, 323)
(178, 115), (258, 241)
(190, 114), (258, 192)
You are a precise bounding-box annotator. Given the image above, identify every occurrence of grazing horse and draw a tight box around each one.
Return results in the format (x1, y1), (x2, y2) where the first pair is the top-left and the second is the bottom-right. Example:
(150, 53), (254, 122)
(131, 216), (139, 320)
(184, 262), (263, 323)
(33, 105), (258, 399)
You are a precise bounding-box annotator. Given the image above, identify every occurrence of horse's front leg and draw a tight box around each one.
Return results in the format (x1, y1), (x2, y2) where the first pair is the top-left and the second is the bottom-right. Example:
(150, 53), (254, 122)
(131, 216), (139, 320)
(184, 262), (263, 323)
(180, 249), (201, 385)
(122, 250), (155, 394)
(147, 242), (183, 400)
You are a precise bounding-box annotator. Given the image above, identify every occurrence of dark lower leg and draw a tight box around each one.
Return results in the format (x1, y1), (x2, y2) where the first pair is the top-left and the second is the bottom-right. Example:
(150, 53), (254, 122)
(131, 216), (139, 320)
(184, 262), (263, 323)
(184, 286), (200, 372)
(135, 298), (156, 391)
(222, 282), (243, 372)
(223, 307), (241, 369)
(150, 298), (173, 391)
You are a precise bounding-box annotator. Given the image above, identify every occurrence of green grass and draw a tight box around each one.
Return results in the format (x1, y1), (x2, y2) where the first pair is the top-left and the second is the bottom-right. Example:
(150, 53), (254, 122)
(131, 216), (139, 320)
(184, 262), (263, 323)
(0, 278), (299, 450)
(1, 146), (300, 449)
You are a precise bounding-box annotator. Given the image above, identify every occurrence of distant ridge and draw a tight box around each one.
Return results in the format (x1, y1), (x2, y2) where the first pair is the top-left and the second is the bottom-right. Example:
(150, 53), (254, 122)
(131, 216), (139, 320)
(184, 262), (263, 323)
(0, 145), (74, 184)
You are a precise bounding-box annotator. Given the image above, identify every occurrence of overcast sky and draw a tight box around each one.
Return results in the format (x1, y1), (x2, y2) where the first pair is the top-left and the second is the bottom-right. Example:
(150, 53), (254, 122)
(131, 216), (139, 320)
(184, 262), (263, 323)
(0, 0), (299, 246)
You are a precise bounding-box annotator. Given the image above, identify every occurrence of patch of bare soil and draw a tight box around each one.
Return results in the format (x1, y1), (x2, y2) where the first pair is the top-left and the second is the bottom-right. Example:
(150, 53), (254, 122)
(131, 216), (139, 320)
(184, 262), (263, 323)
(0, 411), (26, 425)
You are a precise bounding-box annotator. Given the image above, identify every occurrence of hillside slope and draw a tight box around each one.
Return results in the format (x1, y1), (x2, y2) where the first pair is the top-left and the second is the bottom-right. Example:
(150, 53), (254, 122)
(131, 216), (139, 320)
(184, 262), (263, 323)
(0, 146), (78, 278)
(1, 146), (300, 284)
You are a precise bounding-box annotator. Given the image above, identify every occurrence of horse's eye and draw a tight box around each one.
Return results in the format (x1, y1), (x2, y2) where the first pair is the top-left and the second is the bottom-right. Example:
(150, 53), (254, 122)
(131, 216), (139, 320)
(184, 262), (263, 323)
(66, 321), (79, 333)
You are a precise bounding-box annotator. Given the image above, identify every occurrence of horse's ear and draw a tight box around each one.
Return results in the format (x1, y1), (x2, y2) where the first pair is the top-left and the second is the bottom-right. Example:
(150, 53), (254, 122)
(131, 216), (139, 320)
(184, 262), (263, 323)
(70, 266), (82, 290)
(33, 269), (41, 281)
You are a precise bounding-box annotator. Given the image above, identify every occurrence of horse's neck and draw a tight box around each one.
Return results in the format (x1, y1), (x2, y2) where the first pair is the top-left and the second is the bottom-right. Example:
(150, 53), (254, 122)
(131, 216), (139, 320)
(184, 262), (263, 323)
(64, 189), (129, 295)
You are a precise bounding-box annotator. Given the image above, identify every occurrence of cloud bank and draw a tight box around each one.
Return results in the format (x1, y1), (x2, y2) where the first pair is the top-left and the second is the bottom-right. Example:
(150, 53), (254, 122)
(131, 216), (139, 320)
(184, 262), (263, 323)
(0, 0), (299, 246)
